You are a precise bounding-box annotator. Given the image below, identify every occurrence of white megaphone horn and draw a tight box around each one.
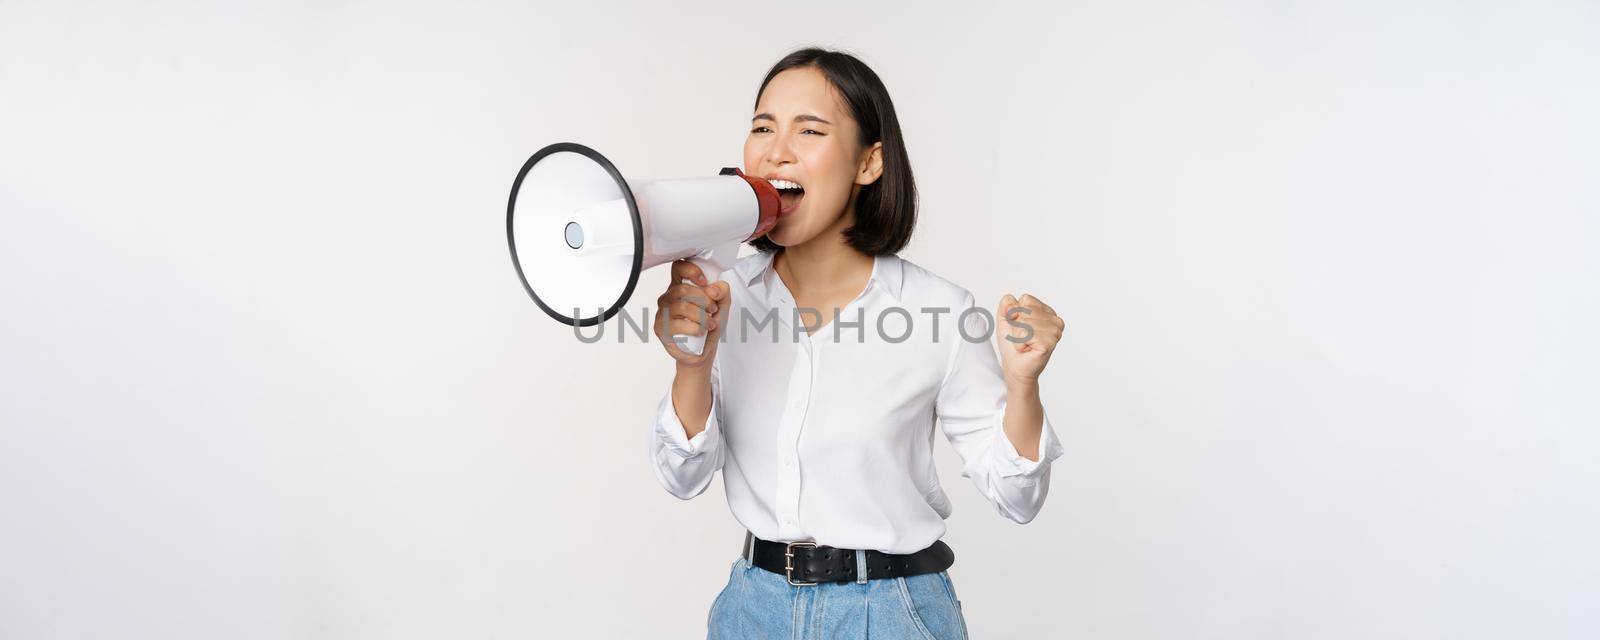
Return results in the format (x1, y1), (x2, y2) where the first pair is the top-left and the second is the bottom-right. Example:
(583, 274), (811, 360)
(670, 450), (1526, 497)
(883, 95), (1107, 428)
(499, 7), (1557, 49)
(507, 142), (781, 355)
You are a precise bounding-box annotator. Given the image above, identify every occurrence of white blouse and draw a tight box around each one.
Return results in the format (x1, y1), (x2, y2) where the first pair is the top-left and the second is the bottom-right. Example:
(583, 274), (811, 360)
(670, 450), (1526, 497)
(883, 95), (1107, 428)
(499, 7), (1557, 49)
(647, 251), (1066, 554)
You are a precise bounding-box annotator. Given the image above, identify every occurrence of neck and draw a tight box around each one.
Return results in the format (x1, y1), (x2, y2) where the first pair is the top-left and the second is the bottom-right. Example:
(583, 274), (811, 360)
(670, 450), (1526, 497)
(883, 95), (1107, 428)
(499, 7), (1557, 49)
(774, 209), (874, 297)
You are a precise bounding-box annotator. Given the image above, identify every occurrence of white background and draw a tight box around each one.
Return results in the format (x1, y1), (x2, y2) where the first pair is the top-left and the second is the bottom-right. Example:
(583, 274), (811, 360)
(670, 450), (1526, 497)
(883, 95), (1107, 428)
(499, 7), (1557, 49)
(2, 1), (1596, 638)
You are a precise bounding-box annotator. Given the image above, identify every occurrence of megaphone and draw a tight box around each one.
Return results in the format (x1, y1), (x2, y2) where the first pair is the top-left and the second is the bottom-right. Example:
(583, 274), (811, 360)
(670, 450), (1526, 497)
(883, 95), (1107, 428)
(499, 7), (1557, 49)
(507, 142), (781, 354)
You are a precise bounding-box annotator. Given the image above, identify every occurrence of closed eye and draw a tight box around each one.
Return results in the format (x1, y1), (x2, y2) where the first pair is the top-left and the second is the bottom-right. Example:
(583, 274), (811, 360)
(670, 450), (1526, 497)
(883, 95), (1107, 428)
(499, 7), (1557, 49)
(748, 127), (825, 136)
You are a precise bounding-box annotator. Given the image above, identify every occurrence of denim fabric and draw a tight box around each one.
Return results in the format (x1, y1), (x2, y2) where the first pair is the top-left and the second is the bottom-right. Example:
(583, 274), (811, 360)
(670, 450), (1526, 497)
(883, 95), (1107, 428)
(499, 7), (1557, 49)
(707, 555), (969, 639)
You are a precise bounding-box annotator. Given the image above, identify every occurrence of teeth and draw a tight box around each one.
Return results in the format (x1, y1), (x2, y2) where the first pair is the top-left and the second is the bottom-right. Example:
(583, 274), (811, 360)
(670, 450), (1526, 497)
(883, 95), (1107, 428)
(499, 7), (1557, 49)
(768, 179), (803, 191)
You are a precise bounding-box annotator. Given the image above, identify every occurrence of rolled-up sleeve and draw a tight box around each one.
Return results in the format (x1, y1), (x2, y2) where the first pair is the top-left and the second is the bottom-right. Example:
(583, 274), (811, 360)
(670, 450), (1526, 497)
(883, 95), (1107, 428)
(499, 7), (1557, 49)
(647, 358), (726, 500)
(935, 292), (1067, 524)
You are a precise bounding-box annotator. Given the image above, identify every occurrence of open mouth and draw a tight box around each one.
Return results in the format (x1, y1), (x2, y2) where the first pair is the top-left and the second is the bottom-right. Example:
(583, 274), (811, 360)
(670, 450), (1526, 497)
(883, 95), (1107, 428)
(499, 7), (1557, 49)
(768, 178), (805, 215)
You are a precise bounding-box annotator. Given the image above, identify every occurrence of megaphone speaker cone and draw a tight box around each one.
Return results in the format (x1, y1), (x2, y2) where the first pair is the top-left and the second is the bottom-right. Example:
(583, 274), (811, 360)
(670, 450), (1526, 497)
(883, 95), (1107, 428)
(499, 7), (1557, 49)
(506, 142), (642, 327)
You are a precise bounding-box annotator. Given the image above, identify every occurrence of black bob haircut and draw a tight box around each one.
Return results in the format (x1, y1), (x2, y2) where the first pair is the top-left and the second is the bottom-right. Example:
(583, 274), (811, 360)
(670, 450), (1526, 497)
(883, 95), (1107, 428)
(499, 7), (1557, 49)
(748, 48), (918, 256)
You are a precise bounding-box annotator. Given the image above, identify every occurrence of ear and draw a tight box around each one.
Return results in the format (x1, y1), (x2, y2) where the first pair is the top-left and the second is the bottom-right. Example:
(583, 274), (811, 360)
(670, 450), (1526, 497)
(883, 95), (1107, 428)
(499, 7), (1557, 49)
(855, 141), (884, 186)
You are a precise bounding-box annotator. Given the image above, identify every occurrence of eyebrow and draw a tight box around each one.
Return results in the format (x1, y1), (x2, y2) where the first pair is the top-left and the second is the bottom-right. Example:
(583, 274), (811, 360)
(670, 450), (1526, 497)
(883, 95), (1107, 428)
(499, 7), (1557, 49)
(752, 112), (834, 125)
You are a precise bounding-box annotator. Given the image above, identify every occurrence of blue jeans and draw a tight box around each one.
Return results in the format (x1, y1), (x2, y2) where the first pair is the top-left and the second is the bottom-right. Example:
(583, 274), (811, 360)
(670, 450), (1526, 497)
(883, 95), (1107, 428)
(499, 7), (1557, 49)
(707, 554), (969, 639)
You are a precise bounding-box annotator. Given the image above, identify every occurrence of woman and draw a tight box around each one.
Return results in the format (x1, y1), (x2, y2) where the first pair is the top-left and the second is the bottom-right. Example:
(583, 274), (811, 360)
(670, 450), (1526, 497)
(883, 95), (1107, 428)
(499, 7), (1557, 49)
(649, 47), (1067, 639)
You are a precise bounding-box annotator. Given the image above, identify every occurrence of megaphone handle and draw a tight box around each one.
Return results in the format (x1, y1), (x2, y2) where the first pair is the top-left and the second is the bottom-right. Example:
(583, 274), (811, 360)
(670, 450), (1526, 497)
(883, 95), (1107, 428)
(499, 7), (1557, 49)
(673, 255), (727, 356)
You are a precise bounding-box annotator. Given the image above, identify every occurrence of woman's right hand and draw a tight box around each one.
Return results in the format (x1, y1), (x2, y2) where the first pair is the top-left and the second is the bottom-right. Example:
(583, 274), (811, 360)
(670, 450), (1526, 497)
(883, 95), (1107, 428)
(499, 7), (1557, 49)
(654, 259), (730, 368)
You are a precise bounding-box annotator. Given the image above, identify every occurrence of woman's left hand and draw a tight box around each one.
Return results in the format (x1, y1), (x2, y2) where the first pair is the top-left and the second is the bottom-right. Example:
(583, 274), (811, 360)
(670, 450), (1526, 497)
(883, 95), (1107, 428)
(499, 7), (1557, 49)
(996, 293), (1065, 386)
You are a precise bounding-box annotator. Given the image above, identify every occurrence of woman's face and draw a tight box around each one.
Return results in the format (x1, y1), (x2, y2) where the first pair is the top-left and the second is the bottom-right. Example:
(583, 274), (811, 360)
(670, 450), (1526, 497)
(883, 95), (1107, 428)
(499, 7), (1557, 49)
(744, 66), (882, 248)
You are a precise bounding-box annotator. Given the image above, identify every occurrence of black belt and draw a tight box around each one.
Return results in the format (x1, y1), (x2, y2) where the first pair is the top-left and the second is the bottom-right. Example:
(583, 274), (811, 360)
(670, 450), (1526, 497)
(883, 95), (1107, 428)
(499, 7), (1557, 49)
(743, 531), (955, 586)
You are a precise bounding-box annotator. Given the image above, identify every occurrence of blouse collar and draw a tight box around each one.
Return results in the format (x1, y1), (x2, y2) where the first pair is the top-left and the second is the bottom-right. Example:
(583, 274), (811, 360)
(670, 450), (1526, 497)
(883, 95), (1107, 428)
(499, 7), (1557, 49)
(734, 250), (905, 306)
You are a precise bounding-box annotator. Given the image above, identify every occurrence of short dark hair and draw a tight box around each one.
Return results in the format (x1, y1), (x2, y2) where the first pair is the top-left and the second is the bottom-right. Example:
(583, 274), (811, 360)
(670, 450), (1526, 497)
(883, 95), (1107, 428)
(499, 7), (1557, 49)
(748, 47), (917, 256)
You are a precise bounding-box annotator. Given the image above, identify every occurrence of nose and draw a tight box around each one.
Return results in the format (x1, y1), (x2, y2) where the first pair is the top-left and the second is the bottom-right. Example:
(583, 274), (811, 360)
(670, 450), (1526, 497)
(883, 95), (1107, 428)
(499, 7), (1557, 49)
(764, 130), (796, 169)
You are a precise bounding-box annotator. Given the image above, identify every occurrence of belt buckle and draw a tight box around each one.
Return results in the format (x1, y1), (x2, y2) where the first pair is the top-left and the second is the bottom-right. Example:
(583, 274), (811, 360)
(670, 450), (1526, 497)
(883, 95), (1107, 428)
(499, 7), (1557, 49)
(784, 541), (818, 586)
